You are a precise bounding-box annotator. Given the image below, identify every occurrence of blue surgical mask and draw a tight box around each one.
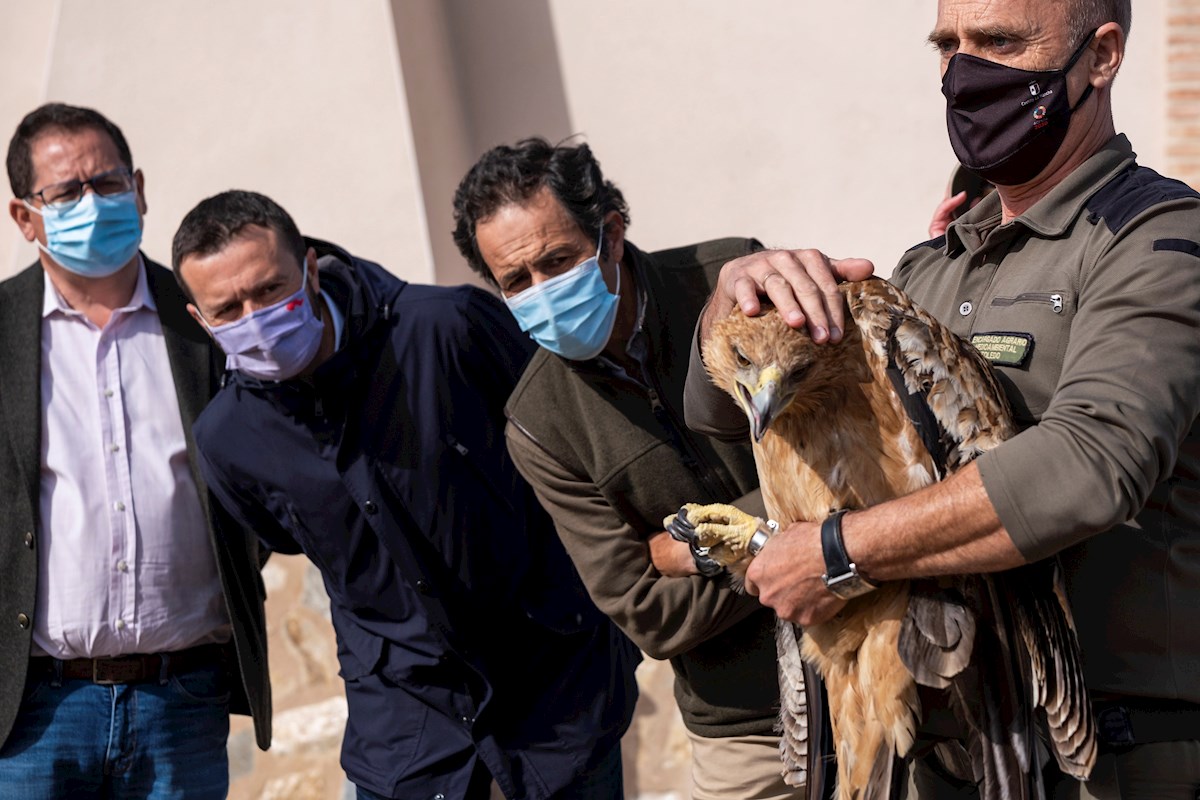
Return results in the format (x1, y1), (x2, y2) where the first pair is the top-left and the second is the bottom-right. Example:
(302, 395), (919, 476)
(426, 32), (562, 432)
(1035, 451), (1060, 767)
(504, 228), (621, 361)
(24, 190), (143, 278)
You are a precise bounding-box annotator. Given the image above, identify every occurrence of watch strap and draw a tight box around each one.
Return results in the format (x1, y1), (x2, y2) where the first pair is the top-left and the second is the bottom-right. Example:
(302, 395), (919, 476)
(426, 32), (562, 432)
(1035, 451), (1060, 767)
(820, 510), (852, 579)
(820, 510), (879, 596)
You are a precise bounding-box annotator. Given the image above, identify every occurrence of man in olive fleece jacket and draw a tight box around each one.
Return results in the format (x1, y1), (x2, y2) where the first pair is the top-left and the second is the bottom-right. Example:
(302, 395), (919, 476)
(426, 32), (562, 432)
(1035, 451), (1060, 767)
(452, 137), (799, 800)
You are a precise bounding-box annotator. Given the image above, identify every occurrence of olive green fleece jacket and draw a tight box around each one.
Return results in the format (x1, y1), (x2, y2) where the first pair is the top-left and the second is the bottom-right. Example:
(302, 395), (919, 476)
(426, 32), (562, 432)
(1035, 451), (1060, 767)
(505, 238), (781, 737)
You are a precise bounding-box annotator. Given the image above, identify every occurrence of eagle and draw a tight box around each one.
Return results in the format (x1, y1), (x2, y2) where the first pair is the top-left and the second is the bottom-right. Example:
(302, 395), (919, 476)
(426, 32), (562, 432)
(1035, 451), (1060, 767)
(669, 278), (1095, 799)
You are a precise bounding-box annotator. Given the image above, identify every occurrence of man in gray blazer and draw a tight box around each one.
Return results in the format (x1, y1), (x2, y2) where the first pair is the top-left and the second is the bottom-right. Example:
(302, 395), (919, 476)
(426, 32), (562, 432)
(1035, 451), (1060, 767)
(0, 103), (270, 798)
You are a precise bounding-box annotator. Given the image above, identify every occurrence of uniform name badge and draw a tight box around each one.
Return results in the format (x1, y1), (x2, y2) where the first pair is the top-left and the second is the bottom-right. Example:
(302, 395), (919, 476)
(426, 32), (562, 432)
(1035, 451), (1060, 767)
(970, 332), (1034, 367)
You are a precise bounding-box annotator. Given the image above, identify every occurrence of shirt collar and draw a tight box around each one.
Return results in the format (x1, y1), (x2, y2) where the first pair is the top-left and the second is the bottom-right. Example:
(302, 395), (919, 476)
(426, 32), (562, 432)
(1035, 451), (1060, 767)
(41, 253), (155, 319)
(320, 286), (345, 350)
(590, 247), (649, 380)
(944, 134), (1136, 256)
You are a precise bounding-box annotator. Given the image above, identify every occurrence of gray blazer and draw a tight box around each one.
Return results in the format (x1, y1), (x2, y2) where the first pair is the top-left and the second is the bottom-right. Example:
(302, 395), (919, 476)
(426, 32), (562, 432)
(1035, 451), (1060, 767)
(0, 257), (272, 750)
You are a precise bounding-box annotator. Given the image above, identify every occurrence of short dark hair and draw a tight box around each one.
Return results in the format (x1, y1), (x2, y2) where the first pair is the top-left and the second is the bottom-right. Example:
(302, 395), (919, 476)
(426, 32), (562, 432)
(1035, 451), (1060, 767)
(6, 103), (134, 199)
(452, 137), (630, 287)
(172, 190), (306, 298)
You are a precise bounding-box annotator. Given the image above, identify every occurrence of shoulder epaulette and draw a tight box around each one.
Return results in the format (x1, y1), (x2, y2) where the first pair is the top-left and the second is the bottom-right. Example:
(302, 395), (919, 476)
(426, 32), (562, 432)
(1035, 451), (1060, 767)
(1085, 165), (1200, 234)
(904, 234), (946, 254)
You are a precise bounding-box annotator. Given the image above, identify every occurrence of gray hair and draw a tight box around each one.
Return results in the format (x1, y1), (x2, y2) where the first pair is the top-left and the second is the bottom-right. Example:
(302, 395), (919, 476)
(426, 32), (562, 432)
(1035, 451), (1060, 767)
(1065, 0), (1132, 43)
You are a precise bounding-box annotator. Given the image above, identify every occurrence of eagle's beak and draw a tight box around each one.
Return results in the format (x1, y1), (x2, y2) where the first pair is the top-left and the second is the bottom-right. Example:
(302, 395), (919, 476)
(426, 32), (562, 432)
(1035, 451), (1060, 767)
(738, 365), (785, 443)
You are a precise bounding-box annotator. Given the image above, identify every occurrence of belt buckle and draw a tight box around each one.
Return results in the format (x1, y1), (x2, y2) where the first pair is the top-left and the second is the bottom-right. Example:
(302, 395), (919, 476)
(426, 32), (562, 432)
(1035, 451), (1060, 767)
(1096, 704), (1136, 748)
(92, 657), (146, 685)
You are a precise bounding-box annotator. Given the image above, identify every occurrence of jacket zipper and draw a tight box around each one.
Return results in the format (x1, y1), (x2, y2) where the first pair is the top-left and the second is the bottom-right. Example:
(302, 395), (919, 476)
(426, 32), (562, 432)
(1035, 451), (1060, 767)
(444, 433), (516, 514)
(990, 292), (1064, 314)
(644, 381), (729, 501)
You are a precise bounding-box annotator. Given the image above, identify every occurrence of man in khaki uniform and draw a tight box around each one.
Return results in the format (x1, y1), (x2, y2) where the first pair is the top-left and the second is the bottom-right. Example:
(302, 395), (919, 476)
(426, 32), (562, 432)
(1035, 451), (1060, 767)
(683, 0), (1200, 797)
(451, 137), (799, 799)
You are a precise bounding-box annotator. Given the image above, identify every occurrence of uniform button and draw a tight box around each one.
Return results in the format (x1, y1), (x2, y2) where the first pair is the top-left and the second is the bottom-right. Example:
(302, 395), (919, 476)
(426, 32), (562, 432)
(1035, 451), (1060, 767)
(416, 580), (431, 595)
(104, 389), (114, 398)
(115, 619), (126, 631)
(433, 795), (446, 800)
(460, 715), (473, 726)
(23, 532), (33, 549)
(364, 500), (378, 515)
(958, 301), (973, 316)
(114, 501), (126, 512)
(117, 560), (129, 573)
(109, 443), (120, 453)
(16, 613), (30, 629)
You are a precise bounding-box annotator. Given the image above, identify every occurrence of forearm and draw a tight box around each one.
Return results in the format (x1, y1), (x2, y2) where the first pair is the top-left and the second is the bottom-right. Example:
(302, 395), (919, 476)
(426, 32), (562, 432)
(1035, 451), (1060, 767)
(842, 462), (1025, 581)
(506, 422), (761, 658)
(746, 462), (1025, 626)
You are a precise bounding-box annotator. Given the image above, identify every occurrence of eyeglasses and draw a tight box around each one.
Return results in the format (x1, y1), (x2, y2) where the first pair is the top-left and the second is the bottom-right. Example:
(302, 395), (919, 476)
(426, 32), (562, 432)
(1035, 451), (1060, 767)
(26, 166), (135, 211)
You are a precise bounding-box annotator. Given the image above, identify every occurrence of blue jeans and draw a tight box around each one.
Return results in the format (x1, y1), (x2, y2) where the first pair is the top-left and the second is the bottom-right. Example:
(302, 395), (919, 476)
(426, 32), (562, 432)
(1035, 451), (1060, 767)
(0, 660), (231, 799)
(355, 740), (625, 800)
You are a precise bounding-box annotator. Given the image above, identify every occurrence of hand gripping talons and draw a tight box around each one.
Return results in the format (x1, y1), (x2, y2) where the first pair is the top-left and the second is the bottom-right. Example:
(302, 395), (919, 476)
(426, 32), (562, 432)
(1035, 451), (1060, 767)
(666, 503), (777, 570)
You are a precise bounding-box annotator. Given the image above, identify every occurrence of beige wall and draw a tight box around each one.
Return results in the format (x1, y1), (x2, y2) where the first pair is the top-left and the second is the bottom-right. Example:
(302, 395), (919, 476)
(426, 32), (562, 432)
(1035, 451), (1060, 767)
(2, 1), (1169, 282)
(0, 1), (432, 282)
(539, 0), (1167, 274)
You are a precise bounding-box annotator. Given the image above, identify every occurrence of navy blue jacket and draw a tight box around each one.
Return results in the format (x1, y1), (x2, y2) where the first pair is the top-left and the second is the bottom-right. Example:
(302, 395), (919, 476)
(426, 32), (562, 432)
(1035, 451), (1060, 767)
(194, 239), (640, 799)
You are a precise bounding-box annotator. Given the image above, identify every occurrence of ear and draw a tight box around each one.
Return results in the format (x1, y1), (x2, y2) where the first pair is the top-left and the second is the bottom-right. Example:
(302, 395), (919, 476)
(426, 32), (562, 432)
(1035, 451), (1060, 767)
(134, 168), (148, 215)
(186, 302), (214, 338)
(9, 197), (40, 243)
(602, 210), (626, 267)
(1089, 22), (1124, 88)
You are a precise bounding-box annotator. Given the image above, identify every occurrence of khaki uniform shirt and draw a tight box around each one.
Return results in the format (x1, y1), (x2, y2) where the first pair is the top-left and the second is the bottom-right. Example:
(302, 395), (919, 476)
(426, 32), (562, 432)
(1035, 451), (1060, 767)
(686, 135), (1200, 704)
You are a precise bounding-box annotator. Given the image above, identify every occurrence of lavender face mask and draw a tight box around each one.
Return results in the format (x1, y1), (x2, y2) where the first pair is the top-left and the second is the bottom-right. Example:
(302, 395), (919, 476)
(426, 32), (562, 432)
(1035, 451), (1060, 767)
(202, 264), (324, 381)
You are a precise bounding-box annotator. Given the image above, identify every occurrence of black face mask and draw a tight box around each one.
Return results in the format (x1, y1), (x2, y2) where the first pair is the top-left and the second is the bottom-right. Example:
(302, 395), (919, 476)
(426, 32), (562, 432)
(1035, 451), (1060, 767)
(942, 31), (1097, 186)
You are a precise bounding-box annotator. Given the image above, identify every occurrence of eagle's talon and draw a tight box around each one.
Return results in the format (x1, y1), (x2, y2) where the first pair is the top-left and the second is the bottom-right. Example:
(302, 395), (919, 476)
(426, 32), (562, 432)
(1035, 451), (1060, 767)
(664, 502), (773, 568)
(666, 507), (698, 544)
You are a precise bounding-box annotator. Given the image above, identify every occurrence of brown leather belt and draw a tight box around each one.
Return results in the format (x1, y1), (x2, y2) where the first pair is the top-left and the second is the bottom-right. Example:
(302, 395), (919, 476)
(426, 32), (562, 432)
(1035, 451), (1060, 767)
(32, 643), (228, 685)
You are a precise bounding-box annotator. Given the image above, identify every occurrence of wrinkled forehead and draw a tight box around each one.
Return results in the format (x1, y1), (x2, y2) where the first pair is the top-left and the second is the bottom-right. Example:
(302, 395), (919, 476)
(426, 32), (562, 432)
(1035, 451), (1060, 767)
(933, 0), (1066, 38)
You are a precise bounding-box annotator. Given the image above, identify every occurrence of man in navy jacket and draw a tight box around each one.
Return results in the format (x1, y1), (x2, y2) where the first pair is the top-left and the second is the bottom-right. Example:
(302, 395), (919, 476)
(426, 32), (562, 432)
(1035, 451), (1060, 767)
(171, 189), (639, 800)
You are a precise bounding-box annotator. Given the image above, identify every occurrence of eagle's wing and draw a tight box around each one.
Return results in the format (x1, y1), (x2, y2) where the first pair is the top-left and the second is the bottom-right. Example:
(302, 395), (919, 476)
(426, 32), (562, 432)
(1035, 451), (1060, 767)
(847, 278), (1015, 469)
(849, 279), (1096, 791)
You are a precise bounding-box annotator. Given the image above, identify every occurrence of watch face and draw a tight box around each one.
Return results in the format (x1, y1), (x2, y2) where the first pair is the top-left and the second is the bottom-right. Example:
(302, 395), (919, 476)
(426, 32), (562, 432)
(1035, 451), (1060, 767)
(822, 569), (879, 600)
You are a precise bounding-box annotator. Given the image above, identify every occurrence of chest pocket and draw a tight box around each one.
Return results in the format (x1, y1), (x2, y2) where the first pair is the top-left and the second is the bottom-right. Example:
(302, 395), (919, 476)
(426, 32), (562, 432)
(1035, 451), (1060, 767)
(976, 287), (1076, 421)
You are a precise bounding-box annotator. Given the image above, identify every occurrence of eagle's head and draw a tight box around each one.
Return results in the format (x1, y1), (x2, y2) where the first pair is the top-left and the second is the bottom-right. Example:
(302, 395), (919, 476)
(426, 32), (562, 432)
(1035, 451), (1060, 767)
(703, 303), (861, 442)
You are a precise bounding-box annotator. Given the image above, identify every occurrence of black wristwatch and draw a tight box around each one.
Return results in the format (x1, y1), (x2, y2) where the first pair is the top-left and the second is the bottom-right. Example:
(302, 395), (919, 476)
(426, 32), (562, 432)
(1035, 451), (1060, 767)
(820, 510), (879, 599)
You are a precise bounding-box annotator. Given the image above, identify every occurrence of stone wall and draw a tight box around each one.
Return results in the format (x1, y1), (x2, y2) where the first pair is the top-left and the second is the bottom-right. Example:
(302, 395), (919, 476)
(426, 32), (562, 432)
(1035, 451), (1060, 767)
(228, 554), (695, 800)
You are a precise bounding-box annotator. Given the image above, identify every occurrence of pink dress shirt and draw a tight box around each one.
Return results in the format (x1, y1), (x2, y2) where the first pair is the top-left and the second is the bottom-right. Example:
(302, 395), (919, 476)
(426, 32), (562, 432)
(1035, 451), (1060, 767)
(33, 260), (230, 659)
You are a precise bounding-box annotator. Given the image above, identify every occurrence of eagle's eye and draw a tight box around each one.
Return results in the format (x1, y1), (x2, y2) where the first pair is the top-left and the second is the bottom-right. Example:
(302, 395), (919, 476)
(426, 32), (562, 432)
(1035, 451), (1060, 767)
(734, 347), (751, 368)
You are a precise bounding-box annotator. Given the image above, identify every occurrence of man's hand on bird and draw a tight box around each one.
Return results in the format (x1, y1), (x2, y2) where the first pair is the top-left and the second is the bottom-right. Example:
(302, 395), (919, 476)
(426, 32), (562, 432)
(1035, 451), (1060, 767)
(698, 248), (875, 345)
(743, 520), (847, 626)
